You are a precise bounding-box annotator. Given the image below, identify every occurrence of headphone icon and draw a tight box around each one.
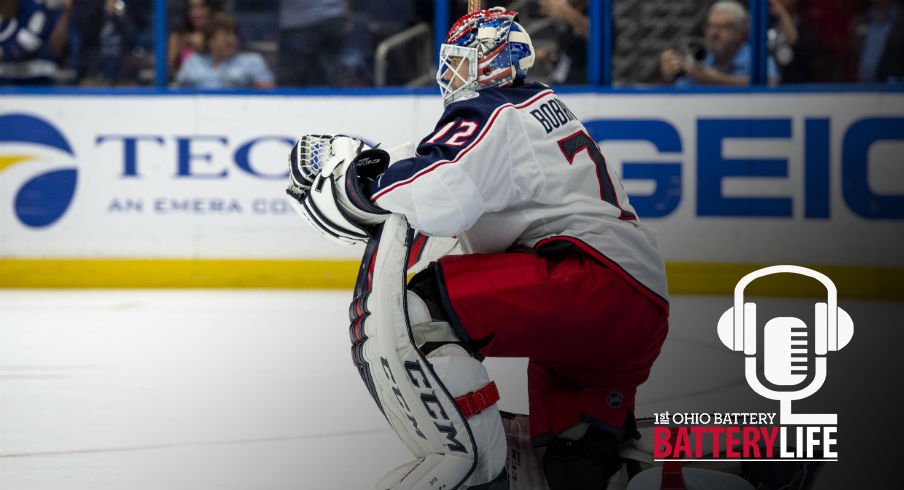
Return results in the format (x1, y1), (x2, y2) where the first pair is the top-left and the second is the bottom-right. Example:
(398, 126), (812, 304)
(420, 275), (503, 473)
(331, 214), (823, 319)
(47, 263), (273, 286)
(717, 265), (854, 425)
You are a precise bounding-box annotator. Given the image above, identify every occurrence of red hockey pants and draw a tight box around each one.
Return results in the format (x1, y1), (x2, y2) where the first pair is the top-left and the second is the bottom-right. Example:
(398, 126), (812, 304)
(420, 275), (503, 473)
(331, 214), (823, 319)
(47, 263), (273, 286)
(436, 250), (668, 444)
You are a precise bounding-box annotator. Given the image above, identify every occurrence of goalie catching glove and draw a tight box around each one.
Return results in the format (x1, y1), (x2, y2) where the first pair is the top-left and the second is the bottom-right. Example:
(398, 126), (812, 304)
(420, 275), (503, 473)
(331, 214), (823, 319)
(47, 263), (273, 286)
(286, 134), (390, 244)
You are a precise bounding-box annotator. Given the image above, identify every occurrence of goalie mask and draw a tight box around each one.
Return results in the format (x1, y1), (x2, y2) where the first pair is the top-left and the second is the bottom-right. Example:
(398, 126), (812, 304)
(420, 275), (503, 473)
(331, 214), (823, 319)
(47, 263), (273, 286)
(436, 7), (535, 105)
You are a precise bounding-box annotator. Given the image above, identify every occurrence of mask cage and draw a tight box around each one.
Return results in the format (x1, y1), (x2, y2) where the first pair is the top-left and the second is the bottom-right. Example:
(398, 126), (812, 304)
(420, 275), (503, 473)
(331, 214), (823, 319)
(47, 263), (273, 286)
(436, 44), (479, 105)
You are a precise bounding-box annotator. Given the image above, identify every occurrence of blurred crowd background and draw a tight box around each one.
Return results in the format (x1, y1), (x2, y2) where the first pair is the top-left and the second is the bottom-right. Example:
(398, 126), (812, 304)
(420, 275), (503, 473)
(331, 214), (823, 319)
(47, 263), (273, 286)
(1, 0), (902, 88)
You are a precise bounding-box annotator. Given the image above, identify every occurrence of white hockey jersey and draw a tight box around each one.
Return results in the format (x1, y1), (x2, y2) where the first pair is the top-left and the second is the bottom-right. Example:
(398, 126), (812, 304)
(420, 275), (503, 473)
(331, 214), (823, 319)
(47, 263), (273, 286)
(369, 83), (669, 309)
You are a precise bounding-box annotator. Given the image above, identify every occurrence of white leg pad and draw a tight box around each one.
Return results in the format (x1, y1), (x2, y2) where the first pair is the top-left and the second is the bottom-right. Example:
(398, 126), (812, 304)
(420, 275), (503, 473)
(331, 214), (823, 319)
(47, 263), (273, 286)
(427, 343), (507, 488)
(354, 215), (504, 489)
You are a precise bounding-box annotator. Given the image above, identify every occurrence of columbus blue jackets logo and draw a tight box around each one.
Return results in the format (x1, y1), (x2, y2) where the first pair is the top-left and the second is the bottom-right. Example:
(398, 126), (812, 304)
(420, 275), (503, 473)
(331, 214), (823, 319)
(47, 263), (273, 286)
(0, 114), (78, 228)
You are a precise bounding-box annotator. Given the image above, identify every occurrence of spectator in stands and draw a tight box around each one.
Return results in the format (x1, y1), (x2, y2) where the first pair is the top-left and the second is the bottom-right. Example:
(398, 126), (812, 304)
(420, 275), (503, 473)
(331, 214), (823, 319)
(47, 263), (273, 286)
(769, 0), (799, 69)
(48, 0), (71, 64)
(0, 0), (71, 85)
(660, 0), (779, 86)
(277, 0), (348, 86)
(789, 0), (857, 82)
(69, 0), (135, 85)
(168, 0), (222, 76)
(70, 0), (107, 82)
(855, 0), (904, 83)
(175, 13), (274, 89)
(768, 0), (826, 83)
(536, 0), (589, 84)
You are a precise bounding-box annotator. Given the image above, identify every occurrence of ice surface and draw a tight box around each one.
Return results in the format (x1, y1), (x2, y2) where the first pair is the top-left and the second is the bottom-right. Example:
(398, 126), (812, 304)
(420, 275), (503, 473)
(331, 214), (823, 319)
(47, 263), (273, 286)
(1, 290), (899, 489)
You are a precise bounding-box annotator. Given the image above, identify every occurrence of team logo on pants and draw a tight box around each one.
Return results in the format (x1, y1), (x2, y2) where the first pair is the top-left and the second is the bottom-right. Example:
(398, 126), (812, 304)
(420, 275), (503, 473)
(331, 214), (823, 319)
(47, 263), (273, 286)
(607, 391), (623, 409)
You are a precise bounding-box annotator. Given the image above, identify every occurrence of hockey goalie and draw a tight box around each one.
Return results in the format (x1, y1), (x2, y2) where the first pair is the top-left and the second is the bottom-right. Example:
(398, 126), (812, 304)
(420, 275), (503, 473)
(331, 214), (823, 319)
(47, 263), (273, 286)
(285, 7), (669, 490)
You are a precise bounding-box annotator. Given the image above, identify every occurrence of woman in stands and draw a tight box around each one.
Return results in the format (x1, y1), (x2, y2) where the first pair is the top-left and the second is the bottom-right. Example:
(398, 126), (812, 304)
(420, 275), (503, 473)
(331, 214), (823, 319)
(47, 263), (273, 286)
(168, 0), (223, 76)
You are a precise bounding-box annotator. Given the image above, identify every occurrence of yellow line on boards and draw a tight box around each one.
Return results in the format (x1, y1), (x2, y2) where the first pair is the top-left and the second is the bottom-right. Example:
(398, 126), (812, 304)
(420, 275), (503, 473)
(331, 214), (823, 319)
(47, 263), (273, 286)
(0, 259), (901, 300)
(0, 259), (361, 289)
(666, 262), (902, 300)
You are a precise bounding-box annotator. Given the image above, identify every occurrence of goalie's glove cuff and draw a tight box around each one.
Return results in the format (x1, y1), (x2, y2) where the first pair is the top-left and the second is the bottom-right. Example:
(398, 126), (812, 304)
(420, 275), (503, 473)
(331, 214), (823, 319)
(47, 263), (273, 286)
(344, 148), (391, 217)
(287, 177), (370, 245)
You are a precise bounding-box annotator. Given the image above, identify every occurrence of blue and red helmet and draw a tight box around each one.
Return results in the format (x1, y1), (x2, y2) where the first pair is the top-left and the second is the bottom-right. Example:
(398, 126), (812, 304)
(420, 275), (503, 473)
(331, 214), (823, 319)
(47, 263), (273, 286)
(436, 7), (535, 105)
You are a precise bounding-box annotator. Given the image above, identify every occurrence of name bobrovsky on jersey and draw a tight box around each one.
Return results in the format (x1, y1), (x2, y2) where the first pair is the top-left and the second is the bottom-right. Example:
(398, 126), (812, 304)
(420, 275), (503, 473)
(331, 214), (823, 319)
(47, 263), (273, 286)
(529, 97), (578, 134)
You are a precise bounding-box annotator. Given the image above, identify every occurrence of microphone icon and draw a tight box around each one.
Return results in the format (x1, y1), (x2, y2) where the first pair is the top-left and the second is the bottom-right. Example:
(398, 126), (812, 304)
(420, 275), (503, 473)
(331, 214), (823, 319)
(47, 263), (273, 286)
(717, 266), (854, 425)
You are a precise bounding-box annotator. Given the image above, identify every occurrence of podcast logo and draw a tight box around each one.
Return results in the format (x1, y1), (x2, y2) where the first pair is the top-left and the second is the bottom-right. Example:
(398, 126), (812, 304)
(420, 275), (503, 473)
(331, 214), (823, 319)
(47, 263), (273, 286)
(0, 113), (78, 228)
(718, 266), (854, 425)
(653, 266), (853, 461)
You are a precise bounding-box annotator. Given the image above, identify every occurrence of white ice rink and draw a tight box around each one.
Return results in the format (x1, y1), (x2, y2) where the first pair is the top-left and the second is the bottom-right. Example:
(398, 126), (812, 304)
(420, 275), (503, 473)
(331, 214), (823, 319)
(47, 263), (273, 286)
(1, 290), (900, 490)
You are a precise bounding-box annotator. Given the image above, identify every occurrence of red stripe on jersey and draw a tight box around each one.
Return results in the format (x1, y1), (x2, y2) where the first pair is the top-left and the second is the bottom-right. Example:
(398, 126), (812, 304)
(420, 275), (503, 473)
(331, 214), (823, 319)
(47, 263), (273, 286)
(372, 89), (554, 202)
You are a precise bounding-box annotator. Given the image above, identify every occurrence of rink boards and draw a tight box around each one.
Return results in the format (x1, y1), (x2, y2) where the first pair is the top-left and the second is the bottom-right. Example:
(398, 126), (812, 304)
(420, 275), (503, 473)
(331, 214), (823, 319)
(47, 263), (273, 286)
(0, 90), (902, 297)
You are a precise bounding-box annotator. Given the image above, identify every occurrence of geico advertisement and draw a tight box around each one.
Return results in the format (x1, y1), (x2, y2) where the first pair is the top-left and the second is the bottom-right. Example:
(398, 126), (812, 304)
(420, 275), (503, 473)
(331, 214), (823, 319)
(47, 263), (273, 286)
(0, 93), (901, 265)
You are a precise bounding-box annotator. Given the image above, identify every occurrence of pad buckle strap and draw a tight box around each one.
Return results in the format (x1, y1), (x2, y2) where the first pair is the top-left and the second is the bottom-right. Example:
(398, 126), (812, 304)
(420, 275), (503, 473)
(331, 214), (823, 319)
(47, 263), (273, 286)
(455, 381), (500, 419)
